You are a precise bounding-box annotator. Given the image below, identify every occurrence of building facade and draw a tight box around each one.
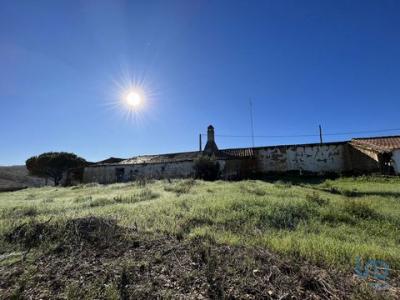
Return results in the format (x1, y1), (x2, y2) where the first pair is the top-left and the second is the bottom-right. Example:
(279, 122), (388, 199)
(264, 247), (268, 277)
(78, 126), (400, 184)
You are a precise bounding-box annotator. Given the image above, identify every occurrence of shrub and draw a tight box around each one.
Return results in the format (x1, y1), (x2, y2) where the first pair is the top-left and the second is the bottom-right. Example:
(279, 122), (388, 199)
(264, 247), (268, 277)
(2, 206), (38, 218)
(305, 192), (330, 206)
(193, 156), (220, 181)
(320, 210), (355, 225)
(164, 179), (196, 196)
(74, 196), (92, 203)
(240, 183), (266, 196)
(340, 189), (358, 197)
(114, 189), (159, 204)
(344, 201), (380, 220)
(87, 198), (115, 207)
(260, 202), (315, 230)
(274, 180), (292, 189)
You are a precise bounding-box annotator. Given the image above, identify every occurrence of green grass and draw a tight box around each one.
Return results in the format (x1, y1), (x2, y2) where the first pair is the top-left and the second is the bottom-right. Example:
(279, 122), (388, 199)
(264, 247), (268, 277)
(1, 176), (399, 271)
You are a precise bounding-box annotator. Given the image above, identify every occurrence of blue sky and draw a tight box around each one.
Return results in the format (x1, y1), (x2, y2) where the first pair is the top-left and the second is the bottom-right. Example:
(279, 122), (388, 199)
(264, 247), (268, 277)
(1, 0), (400, 165)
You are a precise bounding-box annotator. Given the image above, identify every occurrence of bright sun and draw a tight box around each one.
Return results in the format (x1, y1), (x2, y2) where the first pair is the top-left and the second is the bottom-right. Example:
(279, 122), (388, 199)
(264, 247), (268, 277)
(125, 91), (142, 107)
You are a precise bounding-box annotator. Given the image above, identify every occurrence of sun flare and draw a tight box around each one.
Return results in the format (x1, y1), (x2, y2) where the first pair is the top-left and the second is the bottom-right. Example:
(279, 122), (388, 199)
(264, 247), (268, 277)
(105, 69), (160, 124)
(125, 91), (142, 107)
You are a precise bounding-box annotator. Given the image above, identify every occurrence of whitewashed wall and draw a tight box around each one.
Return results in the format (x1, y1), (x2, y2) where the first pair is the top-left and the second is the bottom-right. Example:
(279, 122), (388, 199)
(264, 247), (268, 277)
(83, 161), (196, 184)
(82, 143), (386, 184)
(392, 149), (400, 174)
(256, 144), (347, 174)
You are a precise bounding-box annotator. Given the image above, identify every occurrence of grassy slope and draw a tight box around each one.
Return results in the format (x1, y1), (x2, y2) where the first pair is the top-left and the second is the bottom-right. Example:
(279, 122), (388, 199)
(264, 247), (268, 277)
(0, 166), (45, 190)
(1, 176), (399, 270)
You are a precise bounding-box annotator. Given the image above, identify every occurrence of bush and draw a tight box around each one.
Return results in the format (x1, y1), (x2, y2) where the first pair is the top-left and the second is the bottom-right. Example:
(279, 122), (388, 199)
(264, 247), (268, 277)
(319, 210), (355, 225)
(305, 192), (330, 206)
(113, 189), (159, 204)
(164, 179), (196, 196)
(193, 156), (220, 181)
(259, 202), (315, 230)
(240, 183), (266, 196)
(344, 201), (380, 220)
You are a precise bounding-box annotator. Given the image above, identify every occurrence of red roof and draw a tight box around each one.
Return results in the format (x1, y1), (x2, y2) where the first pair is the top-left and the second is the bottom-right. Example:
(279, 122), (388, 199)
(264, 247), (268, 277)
(350, 136), (400, 153)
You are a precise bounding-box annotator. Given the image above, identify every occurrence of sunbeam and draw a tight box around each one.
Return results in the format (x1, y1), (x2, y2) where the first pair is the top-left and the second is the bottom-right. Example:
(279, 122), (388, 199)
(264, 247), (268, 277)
(103, 68), (160, 126)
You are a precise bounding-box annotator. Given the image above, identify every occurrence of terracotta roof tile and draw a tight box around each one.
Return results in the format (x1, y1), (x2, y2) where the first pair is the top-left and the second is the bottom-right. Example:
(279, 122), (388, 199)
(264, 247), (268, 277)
(221, 148), (255, 158)
(350, 136), (400, 153)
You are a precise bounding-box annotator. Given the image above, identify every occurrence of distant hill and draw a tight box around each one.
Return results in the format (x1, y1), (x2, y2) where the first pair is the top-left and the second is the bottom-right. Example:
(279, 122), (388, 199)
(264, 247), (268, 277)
(0, 165), (47, 191)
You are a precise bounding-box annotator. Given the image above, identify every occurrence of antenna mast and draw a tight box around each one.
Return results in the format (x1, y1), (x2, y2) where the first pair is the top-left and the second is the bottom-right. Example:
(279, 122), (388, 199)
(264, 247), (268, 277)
(249, 98), (255, 147)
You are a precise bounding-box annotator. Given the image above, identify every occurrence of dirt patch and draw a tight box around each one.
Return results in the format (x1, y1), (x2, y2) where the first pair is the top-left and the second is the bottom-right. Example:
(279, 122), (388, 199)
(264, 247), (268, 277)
(3, 217), (123, 252)
(1, 218), (399, 299)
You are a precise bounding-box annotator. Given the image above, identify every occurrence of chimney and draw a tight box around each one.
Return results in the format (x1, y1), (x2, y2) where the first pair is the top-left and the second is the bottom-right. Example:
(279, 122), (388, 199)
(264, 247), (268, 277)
(207, 125), (215, 143)
(204, 125), (219, 154)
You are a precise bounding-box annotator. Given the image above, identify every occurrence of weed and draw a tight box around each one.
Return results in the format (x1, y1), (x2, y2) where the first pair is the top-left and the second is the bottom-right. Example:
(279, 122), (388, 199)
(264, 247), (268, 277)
(86, 197), (114, 207)
(42, 198), (54, 203)
(305, 192), (330, 206)
(274, 180), (292, 189)
(114, 188), (159, 204)
(74, 196), (92, 203)
(344, 201), (380, 220)
(240, 184), (266, 196)
(164, 179), (196, 196)
(4, 218), (53, 249)
(24, 193), (36, 200)
(118, 267), (129, 300)
(319, 210), (355, 225)
(260, 202), (315, 230)
(2, 206), (38, 218)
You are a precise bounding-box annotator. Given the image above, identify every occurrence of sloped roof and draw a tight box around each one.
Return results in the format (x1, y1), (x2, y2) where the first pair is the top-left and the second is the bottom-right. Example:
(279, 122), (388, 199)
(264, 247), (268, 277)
(120, 151), (200, 165)
(115, 136), (399, 166)
(97, 157), (126, 164)
(221, 148), (255, 158)
(350, 136), (400, 153)
(119, 148), (255, 166)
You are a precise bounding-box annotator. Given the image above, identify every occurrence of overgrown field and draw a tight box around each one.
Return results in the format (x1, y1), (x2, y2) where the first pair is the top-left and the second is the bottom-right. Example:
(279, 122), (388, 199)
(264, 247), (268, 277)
(0, 177), (399, 299)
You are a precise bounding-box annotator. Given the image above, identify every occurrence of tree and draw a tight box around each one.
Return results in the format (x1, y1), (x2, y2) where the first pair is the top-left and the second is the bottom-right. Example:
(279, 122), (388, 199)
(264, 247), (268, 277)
(193, 155), (220, 181)
(26, 152), (87, 186)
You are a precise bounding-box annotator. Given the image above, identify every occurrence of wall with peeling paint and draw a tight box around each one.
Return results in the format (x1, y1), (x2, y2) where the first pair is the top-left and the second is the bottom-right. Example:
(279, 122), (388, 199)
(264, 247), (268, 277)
(83, 161), (196, 183)
(81, 142), (394, 184)
(83, 160), (229, 183)
(255, 143), (348, 174)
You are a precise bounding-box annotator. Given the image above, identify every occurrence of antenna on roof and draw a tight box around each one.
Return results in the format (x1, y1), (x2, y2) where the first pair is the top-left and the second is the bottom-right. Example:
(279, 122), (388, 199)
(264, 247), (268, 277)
(319, 125), (323, 144)
(199, 133), (202, 152)
(249, 98), (255, 147)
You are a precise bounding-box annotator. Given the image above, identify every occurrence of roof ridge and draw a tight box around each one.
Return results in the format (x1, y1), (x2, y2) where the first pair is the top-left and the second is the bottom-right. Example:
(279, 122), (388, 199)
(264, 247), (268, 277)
(352, 135), (400, 140)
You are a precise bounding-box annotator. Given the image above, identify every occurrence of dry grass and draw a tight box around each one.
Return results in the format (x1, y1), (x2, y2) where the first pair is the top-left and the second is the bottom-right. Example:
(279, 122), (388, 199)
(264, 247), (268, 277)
(0, 176), (399, 298)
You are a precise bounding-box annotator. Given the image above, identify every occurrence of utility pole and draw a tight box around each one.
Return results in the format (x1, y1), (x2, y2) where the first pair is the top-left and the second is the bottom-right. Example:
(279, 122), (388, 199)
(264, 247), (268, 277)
(199, 134), (202, 152)
(249, 98), (255, 148)
(319, 125), (323, 144)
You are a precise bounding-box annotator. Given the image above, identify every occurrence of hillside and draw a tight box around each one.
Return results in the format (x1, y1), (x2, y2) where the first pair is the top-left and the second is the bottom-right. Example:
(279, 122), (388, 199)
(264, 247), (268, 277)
(0, 166), (46, 191)
(0, 177), (399, 298)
